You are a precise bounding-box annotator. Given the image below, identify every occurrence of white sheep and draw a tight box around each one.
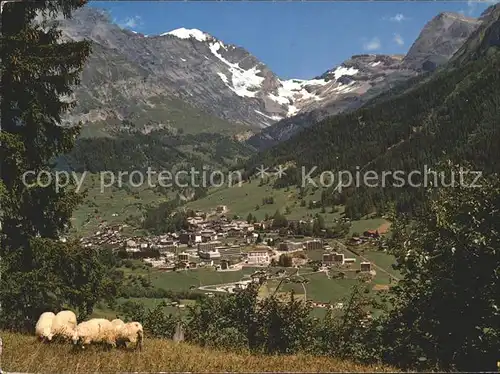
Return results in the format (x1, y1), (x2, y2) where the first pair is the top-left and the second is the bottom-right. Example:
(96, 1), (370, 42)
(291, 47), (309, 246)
(115, 321), (144, 351)
(34, 312), (56, 342)
(111, 319), (127, 348)
(111, 318), (125, 329)
(72, 318), (117, 349)
(50, 310), (78, 341)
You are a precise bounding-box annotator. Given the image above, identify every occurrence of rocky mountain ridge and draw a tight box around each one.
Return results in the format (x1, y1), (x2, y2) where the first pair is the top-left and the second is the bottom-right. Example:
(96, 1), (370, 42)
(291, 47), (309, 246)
(60, 8), (387, 131)
(56, 7), (486, 142)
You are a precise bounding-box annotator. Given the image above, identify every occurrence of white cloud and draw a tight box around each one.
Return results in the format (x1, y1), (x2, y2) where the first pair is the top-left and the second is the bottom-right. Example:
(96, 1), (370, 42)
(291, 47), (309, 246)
(464, 0), (498, 14)
(393, 33), (404, 46)
(363, 37), (381, 51)
(118, 15), (142, 29)
(390, 13), (407, 22)
(466, 0), (477, 15)
(459, 0), (499, 16)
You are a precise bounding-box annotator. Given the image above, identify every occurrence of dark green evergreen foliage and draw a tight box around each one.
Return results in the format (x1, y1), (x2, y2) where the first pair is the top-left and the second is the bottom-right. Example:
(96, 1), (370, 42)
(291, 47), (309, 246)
(0, 1), (121, 329)
(63, 135), (191, 173)
(277, 254), (293, 267)
(142, 200), (189, 234)
(273, 166), (301, 189)
(0, 239), (122, 328)
(61, 130), (255, 173)
(271, 209), (288, 228)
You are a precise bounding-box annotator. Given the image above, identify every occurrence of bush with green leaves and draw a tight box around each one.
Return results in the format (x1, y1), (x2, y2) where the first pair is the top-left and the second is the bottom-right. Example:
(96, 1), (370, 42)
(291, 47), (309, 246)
(377, 167), (500, 372)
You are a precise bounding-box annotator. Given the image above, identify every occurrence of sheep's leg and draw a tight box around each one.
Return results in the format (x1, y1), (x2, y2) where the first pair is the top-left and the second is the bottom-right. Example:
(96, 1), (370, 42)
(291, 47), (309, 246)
(116, 339), (127, 349)
(105, 337), (117, 350)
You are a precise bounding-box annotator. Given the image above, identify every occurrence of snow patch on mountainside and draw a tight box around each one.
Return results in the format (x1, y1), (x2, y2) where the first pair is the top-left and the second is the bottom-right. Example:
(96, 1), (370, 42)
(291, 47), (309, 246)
(162, 25), (362, 120)
(255, 110), (284, 123)
(210, 41), (265, 98)
(163, 27), (208, 42)
(332, 66), (359, 79)
(268, 78), (327, 111)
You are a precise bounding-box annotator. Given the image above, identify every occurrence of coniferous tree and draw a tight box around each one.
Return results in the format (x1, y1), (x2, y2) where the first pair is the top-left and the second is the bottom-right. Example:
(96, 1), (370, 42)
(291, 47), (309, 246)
(0, 0), (121, 328)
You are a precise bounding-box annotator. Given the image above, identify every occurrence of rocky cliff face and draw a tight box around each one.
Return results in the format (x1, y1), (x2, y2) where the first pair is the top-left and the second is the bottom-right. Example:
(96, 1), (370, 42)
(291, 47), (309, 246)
(451, 3), (500, 65)
(402, 12), (481, 71)
(58, 8), (282, 129)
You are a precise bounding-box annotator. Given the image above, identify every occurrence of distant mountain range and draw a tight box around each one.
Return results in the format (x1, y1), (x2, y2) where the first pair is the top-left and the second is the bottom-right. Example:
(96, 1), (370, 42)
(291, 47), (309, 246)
(247, 11), (483, 150)
(57, 7), (483, 142)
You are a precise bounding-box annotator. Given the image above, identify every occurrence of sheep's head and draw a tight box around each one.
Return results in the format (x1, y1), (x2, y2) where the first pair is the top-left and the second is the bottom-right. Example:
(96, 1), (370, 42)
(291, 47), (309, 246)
(71, 331), (79, 345)
(133, 322), (143, 332)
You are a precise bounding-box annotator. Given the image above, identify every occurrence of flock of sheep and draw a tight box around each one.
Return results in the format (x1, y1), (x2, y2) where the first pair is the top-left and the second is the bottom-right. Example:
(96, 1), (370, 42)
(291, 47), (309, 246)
(35, 310), (143, 350)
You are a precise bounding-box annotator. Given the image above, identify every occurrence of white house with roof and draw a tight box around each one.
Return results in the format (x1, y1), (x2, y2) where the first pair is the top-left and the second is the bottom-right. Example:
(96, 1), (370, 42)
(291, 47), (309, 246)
(246, 250), (270, 265)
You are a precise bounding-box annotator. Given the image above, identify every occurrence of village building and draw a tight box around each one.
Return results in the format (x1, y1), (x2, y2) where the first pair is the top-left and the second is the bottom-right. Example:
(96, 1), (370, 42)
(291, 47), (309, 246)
(198, 249), (221, 260)
(159, 237), (176, 245)
(246, 250), (270, 265)
(216, 205), (228, 213)
(363, 230), (380, 238)
(304, 239), (323, 250)
(344, 258), (357, 266)
(178, 252), (189, 262)
(278, 241), (304, 252)
(323, 253), (334, 265)
(200, 229), (218, 242)
(360, 262), (372, 272)
(179, 232), (202, 245)
(158, 244), (177, 254)
(226, 227), (245, 237)
(349, 237), (363, 245)
(125, 239), (140, 252)
(253, 222), (267, 231)
(197, 241), (220, 252)
(333, 252), (345, 265)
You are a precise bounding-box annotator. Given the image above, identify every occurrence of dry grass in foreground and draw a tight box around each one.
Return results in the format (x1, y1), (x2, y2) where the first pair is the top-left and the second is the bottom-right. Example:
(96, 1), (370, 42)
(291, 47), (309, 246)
(1, 331), (397, 373)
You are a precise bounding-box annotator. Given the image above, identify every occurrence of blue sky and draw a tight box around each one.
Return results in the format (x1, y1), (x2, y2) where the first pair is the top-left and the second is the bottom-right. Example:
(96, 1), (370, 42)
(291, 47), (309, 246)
(90, 1), (496, 79)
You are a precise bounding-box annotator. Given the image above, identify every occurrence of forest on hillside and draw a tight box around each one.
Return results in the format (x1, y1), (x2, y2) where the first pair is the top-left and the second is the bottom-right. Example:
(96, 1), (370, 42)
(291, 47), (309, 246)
(244, 47), (500, 218)
(60, 130), (255, 173)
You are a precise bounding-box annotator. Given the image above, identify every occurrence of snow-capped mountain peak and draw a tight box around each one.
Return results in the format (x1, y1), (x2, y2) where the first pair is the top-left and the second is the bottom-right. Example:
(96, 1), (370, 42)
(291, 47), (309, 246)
(54, 7), (483, 136)
(162, 27), (209, 42)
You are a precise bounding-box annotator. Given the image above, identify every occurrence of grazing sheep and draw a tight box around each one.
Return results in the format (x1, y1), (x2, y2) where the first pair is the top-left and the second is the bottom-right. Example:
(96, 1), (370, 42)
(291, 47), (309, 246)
(50, 310), (77, 341)
(72, 318), (116, 349)
(111, 319), (127, 348)
(115, 321), (144, 351)
(111, 318), (125, 328)
(34, 312), (56, 342)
